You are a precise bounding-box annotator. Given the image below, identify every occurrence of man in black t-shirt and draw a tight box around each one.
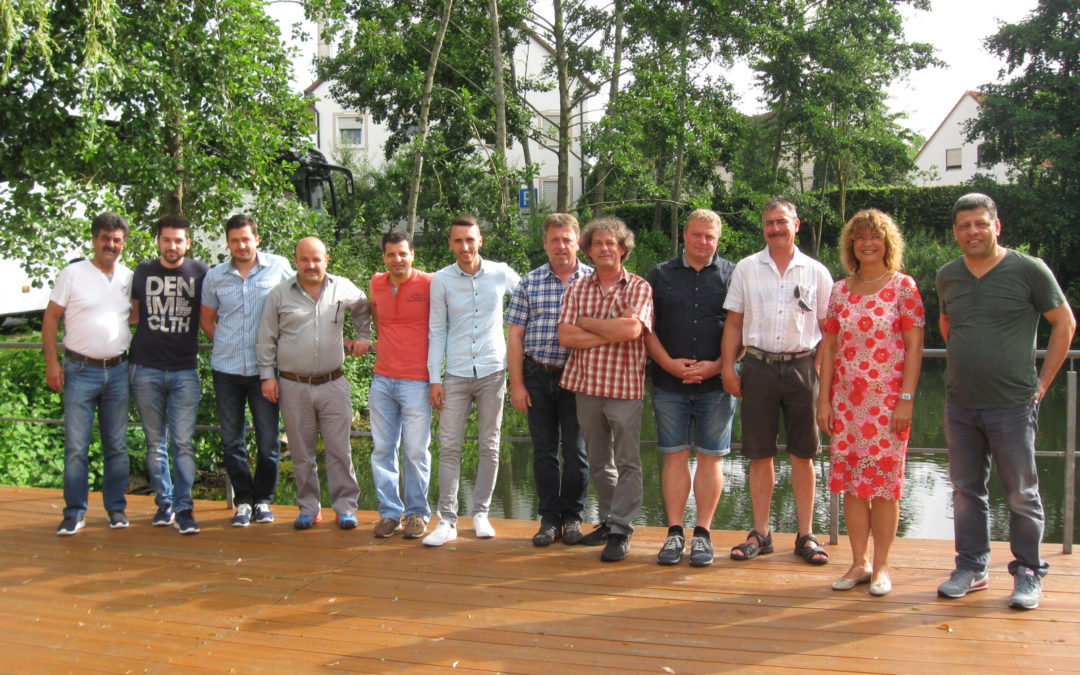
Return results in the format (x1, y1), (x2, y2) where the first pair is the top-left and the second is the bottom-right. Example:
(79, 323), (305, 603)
(131, 215), (209, 535)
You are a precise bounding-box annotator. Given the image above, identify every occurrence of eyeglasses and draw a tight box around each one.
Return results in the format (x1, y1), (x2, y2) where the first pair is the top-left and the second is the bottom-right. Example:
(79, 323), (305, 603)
(794, 285), (812, 312)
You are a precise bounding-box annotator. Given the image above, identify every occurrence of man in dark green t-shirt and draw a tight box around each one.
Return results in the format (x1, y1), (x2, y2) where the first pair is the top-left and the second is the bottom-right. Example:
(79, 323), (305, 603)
(935, 193), (1075, 611)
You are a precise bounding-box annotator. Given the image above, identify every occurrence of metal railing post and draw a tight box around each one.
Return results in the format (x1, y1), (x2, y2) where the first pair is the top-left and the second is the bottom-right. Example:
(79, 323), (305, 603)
(829, 491), (839, 546)
(1064, 369), (1076, 554)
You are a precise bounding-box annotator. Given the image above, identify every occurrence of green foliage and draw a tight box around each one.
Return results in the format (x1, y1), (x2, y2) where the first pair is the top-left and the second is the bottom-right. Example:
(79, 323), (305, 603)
(0, 342), (66, 487)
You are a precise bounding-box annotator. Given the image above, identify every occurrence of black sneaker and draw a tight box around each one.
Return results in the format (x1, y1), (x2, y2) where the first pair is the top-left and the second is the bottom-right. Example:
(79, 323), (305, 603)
(175, 510), (200, 535)
(657, 534), (685, 565)
(57, 516), (85, 536)
(108, 511), (129, 529)
(688, 535), (714, 567)
(561, 519), (584, 545)
(600, 533), (630, 562)
(152, 505), (174, 527)
(532, 517), (560, 547)
(580, 522), (610, 546)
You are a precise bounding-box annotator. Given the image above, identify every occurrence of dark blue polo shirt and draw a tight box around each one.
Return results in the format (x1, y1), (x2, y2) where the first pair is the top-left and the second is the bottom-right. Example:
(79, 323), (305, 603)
(646, 252), (736, 394)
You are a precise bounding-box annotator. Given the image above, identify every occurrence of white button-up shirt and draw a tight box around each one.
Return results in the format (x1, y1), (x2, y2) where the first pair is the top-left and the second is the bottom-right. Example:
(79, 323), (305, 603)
(724, 247), (833, 353)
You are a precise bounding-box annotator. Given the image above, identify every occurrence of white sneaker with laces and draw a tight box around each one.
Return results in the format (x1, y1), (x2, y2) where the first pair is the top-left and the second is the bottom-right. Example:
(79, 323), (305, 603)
(422, 520), (457, 547)
(473, 513), (496, 539)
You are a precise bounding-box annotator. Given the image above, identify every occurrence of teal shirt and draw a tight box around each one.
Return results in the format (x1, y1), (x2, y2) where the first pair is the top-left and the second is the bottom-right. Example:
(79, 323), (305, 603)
(936, 249), (1067, 409)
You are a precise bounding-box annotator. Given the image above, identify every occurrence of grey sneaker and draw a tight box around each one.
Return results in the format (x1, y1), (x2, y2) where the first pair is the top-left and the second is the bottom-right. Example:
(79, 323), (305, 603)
(374, 517), (403, 537)
(657, 534), (685, 565)
(1009, 566), (1041, 610)
(108, 511), (129, 529)
(561, 519), (584, 545)
(688, 535), (714, 567)
(938, 568), (989, 598)
(532, 518), (560, 547)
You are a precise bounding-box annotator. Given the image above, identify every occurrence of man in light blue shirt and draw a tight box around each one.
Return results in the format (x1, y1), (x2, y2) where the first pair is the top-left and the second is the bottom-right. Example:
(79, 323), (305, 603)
(200, 214), (293, 527)
(424, 214), (520, 546)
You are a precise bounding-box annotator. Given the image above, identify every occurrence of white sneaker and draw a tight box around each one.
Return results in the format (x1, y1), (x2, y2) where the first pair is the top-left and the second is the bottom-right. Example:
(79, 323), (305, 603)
(473, 513), (496, 539)
(422, 520), (457, 547)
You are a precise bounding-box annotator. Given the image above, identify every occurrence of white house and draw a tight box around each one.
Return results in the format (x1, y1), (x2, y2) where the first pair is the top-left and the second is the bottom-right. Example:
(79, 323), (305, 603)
(912, 91), (1009, 186)
(303, 30), (592, 213)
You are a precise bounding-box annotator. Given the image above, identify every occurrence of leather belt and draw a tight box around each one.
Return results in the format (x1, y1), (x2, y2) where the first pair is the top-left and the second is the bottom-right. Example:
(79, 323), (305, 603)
(526, 355), (563, 373)
(745, 347), (814, 364)
(279, 369), (345, 385)
(65, 349), (127, 368)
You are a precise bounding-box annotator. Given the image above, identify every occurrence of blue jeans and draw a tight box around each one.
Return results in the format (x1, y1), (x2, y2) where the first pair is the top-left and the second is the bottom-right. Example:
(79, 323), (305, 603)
(524, 362), (588, 523)
(369, 375), (432, 520)
(944, 398), (1048, 576)
(130, 365), (199, 514)
(652, 386), (737, 457)
(212, 370), (281, 506)
(62, 359), (130, 519)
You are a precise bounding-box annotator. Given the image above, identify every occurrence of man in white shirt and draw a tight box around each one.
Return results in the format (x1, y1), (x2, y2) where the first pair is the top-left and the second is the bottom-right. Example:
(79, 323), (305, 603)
(43, 213), (135, 536)
(720, 197), (833, 565)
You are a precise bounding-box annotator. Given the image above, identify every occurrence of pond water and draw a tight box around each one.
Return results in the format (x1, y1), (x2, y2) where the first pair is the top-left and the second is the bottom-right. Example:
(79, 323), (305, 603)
(201, 359), (1079, 544)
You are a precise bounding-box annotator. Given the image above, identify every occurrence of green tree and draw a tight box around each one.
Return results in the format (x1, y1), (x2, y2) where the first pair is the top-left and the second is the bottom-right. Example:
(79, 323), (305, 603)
(0, 0), (318, 275)
(968, 0), (1080, 273)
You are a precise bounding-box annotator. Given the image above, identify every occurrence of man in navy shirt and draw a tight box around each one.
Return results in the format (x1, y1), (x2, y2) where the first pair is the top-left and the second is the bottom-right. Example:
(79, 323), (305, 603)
(645, 210), (737, 567)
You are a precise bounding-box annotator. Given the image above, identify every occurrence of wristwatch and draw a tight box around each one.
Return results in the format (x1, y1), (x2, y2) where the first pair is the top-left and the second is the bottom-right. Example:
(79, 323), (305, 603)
(900, 393), (914, 401)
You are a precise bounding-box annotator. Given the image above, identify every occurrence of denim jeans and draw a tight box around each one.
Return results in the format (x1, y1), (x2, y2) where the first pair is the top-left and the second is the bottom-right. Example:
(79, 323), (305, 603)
(369, 375), (432, 521)
(652, 386), (737, 456)
(63, 359), (130, 519)
(130, 365), (199, 514)
(944, 398), (1048, 576)
(212, 370), (281, 506)
(524, 362), (587, 523)
(436, 370), (505, 525)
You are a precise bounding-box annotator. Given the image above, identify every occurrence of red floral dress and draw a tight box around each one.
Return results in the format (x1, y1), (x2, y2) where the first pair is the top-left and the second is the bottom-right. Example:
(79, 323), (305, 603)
(824, 273), (924, 500)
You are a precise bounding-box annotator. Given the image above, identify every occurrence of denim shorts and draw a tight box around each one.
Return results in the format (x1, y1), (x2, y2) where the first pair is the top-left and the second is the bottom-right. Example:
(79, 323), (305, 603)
(652, 386), (737, 457)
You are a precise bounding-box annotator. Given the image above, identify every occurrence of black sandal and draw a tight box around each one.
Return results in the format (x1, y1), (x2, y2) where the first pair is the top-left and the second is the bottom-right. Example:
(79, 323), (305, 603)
(730, 529), (773, 561)
(795, 532), (829, 565)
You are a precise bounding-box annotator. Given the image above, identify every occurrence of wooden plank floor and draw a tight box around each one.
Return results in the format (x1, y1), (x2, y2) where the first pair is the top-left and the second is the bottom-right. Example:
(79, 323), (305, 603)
(1, 485), (1078, 674)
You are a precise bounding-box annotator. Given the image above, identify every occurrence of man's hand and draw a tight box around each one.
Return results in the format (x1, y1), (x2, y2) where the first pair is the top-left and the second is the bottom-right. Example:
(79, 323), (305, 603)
(721, 366), (742, 398)
(682, 359), (721, 384)
(816, 399), (833, 435)
(345, 339), (371, 356)
(429, 383), (445, 410)
(510, 380), (531, 413)
(261, 378), (280, 403)
(45, 360), (64, 392)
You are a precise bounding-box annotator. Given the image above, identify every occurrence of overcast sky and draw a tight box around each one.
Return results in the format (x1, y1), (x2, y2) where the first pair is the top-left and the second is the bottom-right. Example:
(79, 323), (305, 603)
(269, 0), (1043, 142)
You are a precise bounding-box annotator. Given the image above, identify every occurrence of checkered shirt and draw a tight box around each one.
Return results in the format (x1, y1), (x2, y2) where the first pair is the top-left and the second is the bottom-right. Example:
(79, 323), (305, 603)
(505, 261), (593, 368)
(558, 268), (654, 400)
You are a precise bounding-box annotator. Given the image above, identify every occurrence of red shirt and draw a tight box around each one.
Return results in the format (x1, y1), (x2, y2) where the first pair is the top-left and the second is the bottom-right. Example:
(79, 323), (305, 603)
(370, 269), (433, 381)
(558, 268), (653, 400)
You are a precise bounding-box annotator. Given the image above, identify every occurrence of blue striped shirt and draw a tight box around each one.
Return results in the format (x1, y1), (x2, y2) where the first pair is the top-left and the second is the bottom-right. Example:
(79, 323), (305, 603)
(201, 252), (294, 376)
(505, 261), (593, 367)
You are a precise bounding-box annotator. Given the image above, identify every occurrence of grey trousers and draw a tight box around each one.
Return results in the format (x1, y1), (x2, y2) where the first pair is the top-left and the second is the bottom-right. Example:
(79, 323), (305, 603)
(575, 394), (643, 536)
(279, 377), (360, 517)
(436, 370), (506, 525)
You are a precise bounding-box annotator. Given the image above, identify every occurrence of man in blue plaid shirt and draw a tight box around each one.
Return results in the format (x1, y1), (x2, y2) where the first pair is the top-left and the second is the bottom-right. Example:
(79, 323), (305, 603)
(507, 213), (594, 547)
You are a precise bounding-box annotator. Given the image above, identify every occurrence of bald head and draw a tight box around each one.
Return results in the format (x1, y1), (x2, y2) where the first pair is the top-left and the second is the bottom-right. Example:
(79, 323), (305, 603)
(294, 237), (329, 288)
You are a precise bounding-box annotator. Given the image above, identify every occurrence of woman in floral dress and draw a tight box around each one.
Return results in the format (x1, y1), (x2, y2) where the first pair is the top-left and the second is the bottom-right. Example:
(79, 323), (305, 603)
(817, 209), (924, 597)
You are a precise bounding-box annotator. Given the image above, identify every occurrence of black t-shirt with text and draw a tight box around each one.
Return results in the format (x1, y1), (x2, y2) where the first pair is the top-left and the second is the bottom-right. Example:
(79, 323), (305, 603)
(131, 257), (209, 371)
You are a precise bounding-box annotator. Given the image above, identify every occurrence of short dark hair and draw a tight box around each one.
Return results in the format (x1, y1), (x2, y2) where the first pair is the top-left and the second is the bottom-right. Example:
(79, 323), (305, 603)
(952, 193), (998, 224)
(90, 212), (129, 239)
(382, 231), (412, 251)
(225, 213), (259, 238)
(450, 213), (479, 230)
(155, 214), (191, 238)
(581, 216), (635, 262)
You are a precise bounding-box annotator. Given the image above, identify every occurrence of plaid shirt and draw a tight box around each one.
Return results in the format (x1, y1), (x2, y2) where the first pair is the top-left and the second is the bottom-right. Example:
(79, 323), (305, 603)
(559, 268), (653, 399)
(505, 261), (593, 367)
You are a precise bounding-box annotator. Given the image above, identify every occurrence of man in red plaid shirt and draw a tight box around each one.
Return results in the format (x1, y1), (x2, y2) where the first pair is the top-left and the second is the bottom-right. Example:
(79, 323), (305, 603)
(558, 217), (654, 562)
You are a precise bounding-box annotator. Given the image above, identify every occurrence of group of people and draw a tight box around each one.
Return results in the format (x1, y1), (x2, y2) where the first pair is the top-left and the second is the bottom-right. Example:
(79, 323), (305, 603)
(43, 192), (1073, 613)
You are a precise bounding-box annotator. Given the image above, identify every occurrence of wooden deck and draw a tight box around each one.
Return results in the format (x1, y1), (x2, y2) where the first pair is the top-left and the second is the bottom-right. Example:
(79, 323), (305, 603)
(1, 486), (1078, 674)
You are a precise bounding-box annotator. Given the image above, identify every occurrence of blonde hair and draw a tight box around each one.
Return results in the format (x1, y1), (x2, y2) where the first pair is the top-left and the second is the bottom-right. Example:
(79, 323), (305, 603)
(839, 209), (905, 274)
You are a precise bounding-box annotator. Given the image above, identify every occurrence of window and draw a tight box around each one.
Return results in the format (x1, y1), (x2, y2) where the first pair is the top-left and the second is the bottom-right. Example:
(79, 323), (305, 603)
(976, 143), (989, 167)
(541, 177), (572, 210)
(945, 147), (962, 171)
(335, 113), (364, 149)
(536, 112), (563, 148)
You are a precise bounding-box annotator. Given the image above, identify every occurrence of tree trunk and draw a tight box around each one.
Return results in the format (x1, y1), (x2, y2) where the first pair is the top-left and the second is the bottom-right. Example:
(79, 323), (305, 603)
(487, 0), (509, 216)
(592, 0), (624, 215)
(509, 57), (537, 218)
(553, 0), (571, 211)
(406, 0), (454, 239)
